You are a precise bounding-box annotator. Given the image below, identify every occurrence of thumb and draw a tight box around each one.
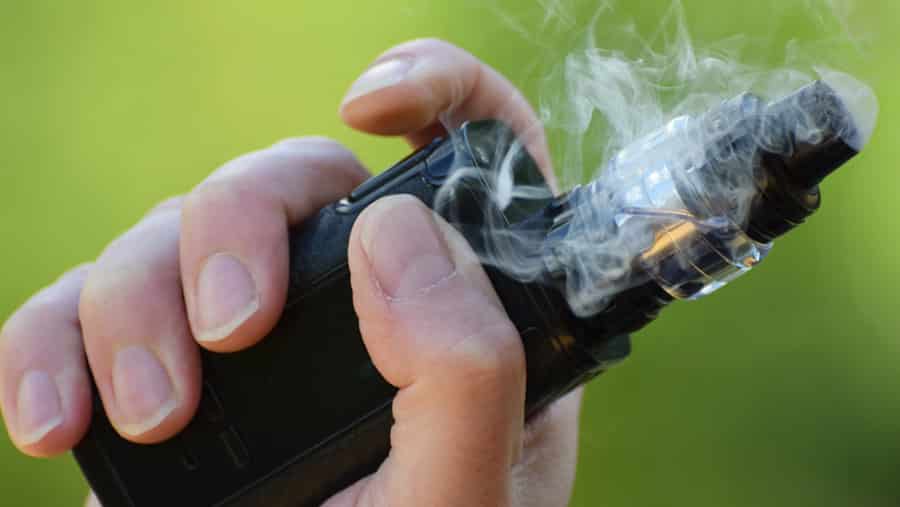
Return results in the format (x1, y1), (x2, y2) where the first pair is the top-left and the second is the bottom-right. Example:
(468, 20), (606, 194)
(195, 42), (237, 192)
(336, 195), (526, 507)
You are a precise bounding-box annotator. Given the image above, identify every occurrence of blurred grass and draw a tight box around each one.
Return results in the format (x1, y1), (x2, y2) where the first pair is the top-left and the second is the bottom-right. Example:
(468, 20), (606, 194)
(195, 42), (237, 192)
(1, 1), (898, 505)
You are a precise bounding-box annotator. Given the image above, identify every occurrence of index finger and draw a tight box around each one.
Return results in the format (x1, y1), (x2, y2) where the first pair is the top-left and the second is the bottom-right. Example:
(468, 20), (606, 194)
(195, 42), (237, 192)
(339, 38), (556, 190)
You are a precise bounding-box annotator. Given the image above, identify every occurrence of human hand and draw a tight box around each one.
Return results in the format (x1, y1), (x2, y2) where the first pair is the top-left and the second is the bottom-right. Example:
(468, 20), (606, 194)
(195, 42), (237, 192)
(0, 39), (581, 507)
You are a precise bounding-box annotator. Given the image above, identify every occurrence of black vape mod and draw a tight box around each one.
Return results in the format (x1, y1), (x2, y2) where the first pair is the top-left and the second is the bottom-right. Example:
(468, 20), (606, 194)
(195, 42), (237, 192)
(74, 81), (867, 507)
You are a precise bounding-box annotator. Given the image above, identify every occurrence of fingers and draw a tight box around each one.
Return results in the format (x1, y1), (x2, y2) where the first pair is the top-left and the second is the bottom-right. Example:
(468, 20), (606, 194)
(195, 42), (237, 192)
(180, 138), (369, 351)
(338, 195), (527, 506)
(79, 208), (202, 443)
(75, 139), (369, 445)
(340, 38), (556, 190)
(0, 265), (93, 456)
(510, 388), (583, 507)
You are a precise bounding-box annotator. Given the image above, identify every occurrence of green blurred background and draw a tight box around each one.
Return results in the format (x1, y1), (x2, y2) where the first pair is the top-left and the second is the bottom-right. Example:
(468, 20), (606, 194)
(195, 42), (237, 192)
(1, 1), (898, 505)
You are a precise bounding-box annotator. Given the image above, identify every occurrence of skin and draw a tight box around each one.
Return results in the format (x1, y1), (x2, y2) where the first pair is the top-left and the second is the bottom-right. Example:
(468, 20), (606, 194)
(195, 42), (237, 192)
(1, 39), (582, 507)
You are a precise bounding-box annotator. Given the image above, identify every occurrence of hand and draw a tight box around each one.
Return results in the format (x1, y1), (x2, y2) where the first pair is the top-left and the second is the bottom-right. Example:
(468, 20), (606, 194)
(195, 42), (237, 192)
(0, 39), (581, 507)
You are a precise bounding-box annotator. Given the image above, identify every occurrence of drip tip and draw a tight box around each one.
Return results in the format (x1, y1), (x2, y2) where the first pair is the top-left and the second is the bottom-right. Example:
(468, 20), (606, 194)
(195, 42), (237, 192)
(763, 80), (863, 190)
(744, 80), (873, 243)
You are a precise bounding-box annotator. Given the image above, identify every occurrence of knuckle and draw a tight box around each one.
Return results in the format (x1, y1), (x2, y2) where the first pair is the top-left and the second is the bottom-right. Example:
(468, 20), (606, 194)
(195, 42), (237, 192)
(271, 136), (345, 154)
(1, 304), (56, 362)
(63, 262), (93, 281)
(77, 272), (110, 324)
(78, 260), (153, 328)
(447, 318), (524, 383)
(275, 137), (363, 175)
(78, 265), (170, 352)
(97, 212), (180, 271)
(0, 309), (28, 350)
(200, 147), (289, 186)
(102, 207), (179, 259)
(184, 179), (283, 239)
(146, 195), (185, 217)
(21, 290), (69, 321)
(3, 285), (83, 349)
(189, 139), (360, 211)
(1, 261), (92, 354)
(401, 37), (457, 54)
(185, 177), (255, 218)
(271, 137), (365, 180)
(182, 179), (289, 264)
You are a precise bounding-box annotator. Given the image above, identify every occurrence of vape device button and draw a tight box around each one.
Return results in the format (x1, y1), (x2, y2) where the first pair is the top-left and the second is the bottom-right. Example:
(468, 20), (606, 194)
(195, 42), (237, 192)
(348, 137), (444, 203)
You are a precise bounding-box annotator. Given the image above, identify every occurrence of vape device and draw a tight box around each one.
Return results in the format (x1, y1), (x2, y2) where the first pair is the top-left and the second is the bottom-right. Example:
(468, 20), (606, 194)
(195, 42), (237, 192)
(74, 81), (866, 507)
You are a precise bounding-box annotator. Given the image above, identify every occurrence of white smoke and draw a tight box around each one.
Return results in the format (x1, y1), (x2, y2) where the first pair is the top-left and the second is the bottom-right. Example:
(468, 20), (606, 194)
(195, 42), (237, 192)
(436, 0), (877, 317)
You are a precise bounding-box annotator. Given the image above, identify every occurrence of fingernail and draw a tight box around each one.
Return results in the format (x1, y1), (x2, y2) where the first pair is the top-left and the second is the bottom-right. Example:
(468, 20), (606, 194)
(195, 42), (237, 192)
(342, 58), (414, 105)
(16, 370), (63, 445)
(112, 345), (176, 437)
(361, 197), (455, 299)
(196, 253), (259, 342)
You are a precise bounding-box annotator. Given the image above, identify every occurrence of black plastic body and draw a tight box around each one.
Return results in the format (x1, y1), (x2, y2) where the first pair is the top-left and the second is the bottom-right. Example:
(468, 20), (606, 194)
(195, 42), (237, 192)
(74, 121), (638, 507)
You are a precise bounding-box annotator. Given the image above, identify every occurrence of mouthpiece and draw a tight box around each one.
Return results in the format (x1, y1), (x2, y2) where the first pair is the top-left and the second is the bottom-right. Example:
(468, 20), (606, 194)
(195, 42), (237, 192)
(764, 80), (862, 190)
